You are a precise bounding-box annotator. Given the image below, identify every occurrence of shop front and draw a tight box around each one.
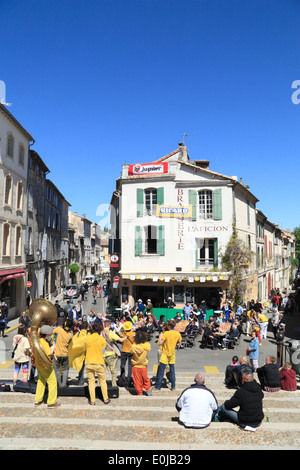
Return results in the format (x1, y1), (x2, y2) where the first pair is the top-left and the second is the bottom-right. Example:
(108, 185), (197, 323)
(120, 273), (228, 311)
(0, 268), (26, 319)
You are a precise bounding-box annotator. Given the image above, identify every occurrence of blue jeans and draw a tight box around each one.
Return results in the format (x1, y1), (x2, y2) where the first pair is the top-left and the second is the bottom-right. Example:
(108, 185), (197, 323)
(155, 362), (175, 390)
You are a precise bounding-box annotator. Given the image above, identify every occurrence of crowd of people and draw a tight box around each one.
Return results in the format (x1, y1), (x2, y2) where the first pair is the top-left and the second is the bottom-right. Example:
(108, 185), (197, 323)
(6, 285), (299, 431)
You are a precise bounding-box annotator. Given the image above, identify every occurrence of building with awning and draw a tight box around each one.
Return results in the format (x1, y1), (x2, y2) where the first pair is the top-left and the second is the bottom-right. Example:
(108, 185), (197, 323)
(109, 143), (295, 311)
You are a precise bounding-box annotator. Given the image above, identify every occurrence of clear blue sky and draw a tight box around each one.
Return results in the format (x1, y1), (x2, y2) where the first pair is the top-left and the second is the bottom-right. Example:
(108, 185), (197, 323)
(1, 0), (299, 231)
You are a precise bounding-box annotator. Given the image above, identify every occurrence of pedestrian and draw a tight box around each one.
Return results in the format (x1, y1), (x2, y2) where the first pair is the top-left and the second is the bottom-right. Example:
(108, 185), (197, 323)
(183, 302), (193, 321)
(68, 287), (74, 304)
(271, 308), (280, 339)
(53, 318), (73, 388)
(258, 311), (269, 340)
(130, 329), (152, 396)
(1, 301), (8, 331)
(0, 308), (5, 338)
(84, 322), (110, 405)
(248, 330), (260, 372)
(102, 319), (126, 387)
(12, 325), (31, 384)
(218, 370), (264, 431)
(92, 286), (97, 304)
(154, 319), (182, 391)
(18, 311), (30, 332)
(34, 325), (60, 408)
(176, 372), (218, 428)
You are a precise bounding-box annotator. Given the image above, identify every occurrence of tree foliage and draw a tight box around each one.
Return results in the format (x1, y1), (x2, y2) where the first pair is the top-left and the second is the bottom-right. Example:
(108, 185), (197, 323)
(221, 219), (253, 306)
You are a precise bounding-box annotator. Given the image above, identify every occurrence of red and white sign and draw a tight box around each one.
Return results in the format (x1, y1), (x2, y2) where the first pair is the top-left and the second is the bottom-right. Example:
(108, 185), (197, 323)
(26, 281), (32, 288)
(110, 254), (119, 263)
(113, 276), (120, 283)
(128, 162), (168, 176)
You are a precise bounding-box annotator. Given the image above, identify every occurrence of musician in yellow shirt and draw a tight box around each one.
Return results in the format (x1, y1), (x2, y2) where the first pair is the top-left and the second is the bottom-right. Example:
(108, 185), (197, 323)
(154, 319), (181, 391)
(84, 322), (109, 405)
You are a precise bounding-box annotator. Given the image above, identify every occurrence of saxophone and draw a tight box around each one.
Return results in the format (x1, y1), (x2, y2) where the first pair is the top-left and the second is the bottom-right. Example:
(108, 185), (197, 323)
(29, 299), (57, 369)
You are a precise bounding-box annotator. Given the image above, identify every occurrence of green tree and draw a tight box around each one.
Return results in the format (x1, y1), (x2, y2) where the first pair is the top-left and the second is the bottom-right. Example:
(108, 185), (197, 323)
(221, 219), (253, 307)
(292, 226), (300, 262)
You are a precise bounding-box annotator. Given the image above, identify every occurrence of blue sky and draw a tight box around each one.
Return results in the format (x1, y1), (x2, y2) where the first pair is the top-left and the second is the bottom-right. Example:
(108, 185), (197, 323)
(1, 0), (299, 231)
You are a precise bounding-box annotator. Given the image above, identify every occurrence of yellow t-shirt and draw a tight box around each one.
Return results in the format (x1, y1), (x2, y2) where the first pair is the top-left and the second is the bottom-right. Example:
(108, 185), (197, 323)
(258, 313), (268, 323)
(53, 326), (73, 357)
(84, 333), (106, 365)
(160, 329), (182, 365)
(120, 330), (135, 353)
(130, 342), (151, 368)
(35, 337), (53, 371)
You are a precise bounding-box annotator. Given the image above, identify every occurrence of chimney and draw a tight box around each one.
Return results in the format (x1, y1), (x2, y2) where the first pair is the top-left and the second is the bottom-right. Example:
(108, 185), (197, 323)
(178, 142), (184, 161)
(239, 178), (244, 186)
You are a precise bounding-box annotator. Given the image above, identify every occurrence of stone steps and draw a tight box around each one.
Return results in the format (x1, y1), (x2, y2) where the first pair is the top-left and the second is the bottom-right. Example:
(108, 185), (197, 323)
(0, 373), (300, 450)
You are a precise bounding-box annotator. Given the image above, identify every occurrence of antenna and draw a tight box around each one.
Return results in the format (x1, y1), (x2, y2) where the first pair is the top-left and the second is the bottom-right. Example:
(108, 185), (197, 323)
(182, 132), (191, 145)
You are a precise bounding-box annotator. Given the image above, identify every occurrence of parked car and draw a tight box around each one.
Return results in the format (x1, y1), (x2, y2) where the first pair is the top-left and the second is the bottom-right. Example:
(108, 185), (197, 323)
(64, 284), (79, 299)
(84, 275), (95, 285)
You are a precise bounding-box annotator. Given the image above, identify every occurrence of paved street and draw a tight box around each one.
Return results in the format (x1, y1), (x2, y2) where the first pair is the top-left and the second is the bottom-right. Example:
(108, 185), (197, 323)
(1, 287), (299, 379)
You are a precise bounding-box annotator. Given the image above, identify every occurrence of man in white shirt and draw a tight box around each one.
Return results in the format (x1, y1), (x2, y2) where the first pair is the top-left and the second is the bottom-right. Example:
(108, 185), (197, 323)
(176, 372), (218, 428)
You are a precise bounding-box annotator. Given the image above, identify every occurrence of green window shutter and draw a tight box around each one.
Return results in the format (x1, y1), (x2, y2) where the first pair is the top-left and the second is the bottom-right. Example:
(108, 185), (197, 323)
(137, 189), (144, 217)
(157, 187), (164, 205)
(213, 189), (222, 220)
(214, 238), (218, 267)
(189, 190), (197, 221)
(135, 226), (142, 255)
(195, 239), (199, 269)
(157, 225), (165, 255)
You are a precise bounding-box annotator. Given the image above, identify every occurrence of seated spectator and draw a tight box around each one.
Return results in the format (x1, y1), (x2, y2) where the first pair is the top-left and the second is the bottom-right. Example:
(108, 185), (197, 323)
(221, 324), (239, 350)
(201, 323), (218, 350)
(280, 362), (297, 391)
(176, 372), (218, 428)
(224, 356), (254, 388)
(256, 355), (282, 392)
(218, 371), (264, 430)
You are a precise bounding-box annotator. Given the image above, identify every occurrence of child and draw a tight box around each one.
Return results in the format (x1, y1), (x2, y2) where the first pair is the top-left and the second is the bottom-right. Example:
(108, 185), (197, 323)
(130, 329), (152, 396)
(231, 355), (239, 366)
(280, 362), (297, 391)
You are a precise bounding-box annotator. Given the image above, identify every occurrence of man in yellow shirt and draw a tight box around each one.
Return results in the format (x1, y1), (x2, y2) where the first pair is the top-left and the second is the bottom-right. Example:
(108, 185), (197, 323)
(154, 319), (181, 391)
(258, 312), (269, 339)
(53, 319), (73, 388)
(84, 322), (109, 405)
(119, 321), (135, 382)
(102, 319), (127, 387)
(34, 325), (60, 408)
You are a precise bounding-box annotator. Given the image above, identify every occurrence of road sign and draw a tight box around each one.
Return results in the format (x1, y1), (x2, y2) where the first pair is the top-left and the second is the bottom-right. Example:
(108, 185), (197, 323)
(110, 254), (119, 263)
(26, 281), (32, 288)
(113, 276), (120, 283)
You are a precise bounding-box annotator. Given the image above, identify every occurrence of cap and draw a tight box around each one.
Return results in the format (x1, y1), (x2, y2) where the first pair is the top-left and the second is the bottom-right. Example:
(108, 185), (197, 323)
(40, 325), (53, 335)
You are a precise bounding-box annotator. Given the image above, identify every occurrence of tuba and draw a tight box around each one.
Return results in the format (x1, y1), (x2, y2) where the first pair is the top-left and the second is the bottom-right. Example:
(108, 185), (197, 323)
(29, 299), (57, 369)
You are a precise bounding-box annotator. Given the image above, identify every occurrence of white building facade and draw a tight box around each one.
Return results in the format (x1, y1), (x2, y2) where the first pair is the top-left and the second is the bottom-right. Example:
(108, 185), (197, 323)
(0, 104), (34, 316)
(110, 144), (259, 309)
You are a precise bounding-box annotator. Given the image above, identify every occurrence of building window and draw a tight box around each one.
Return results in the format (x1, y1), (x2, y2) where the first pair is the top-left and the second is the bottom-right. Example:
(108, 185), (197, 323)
(145, 189), (157, 215)
(18, 144), (25, 167)
(4, 175), (12, 206)
(198, 190), (213, 219)
(2, 223), (10, 256)
(145, 225), (157, 253)
(16, 182), (23, 211)
(7, 133), (14, 158)
(15, 226), (21, 256)
(196, 238), (218, 267)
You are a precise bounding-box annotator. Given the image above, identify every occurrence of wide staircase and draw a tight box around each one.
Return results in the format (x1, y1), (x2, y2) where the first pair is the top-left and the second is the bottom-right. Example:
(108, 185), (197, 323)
(0, 370), (299, 450)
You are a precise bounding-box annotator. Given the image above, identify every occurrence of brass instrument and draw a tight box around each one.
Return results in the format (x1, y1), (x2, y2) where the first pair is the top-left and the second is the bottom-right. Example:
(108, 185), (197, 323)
(29, 299), (57, 369)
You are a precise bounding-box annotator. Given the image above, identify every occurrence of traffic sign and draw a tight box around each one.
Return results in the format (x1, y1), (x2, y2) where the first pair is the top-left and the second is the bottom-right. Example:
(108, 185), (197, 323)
(26, 281), (32, 288)
(113, 276), (120, 283)
(110, 254), (119, 263)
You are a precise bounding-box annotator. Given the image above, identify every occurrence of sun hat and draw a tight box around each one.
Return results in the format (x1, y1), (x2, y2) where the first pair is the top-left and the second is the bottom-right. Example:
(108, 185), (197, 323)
(123, 321), (133, 331)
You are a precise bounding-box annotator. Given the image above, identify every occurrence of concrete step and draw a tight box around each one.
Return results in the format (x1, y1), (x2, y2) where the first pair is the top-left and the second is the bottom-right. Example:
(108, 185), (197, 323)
(1, 373), (300, 450)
